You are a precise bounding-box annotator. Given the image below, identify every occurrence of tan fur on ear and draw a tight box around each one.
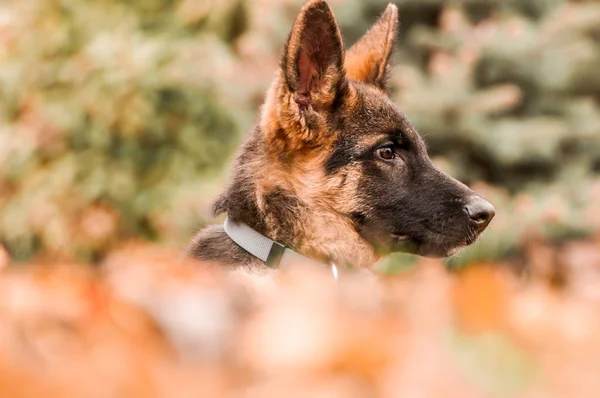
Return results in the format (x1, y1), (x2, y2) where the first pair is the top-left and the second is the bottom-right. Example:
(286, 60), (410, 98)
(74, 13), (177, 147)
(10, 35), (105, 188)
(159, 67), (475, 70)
(281, 0), (345, 109)
(345, 3), (399, 91)
(269, 0), (348, 149)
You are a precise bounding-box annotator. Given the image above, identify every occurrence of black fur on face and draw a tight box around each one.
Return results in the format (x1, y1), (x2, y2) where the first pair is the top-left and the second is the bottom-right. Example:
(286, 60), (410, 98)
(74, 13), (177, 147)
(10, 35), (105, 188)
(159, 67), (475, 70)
(325, 82), (494, 257)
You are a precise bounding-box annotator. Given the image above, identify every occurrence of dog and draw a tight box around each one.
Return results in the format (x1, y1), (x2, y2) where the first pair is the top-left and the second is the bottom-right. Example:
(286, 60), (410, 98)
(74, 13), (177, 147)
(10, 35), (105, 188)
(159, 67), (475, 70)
(187, 0), (495, 270)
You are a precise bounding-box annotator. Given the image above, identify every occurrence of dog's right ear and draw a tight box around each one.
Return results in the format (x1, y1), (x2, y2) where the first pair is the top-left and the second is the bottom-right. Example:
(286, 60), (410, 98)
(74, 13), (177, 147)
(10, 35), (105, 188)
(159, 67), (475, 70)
(345, 4), (399, 92)
(280, 0), (345, 112)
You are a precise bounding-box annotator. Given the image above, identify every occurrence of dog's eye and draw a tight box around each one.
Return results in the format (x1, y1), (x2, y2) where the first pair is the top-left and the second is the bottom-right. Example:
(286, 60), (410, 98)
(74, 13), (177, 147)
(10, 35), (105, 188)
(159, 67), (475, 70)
(376, 147), (395, 161)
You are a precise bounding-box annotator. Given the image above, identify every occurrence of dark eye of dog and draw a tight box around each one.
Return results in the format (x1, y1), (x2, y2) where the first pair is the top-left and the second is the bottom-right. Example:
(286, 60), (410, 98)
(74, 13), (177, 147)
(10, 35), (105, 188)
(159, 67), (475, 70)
(376, 146), (395, 160)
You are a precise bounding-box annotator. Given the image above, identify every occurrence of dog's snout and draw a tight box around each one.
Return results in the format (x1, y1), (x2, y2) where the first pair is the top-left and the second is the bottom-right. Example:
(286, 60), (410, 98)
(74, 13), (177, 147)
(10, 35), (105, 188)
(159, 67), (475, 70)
(464, 197), (495, 227)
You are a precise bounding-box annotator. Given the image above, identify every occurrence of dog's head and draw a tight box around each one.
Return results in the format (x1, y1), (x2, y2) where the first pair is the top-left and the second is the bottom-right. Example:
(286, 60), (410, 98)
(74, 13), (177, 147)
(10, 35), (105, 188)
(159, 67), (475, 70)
(231, 0), (494, 264)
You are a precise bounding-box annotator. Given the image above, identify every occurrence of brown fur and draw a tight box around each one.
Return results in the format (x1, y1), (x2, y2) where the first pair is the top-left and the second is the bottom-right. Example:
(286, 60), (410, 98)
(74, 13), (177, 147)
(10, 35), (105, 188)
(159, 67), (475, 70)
(186, 0), (495, 269)
(345, 4), (399, 91)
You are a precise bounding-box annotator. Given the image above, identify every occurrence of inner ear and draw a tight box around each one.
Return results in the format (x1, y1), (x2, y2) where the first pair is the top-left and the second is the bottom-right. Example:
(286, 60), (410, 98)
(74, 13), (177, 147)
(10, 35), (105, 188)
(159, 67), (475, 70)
(345, 4), (399, 92)
(296, 50), (318, 108)
(281, 0), (346, 110)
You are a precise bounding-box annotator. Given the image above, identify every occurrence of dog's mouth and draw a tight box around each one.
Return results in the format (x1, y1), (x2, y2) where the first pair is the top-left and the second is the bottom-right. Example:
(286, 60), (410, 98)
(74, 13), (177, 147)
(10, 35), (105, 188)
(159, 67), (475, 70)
(388, 229), (480, 258)
(358, 215), (490, 258)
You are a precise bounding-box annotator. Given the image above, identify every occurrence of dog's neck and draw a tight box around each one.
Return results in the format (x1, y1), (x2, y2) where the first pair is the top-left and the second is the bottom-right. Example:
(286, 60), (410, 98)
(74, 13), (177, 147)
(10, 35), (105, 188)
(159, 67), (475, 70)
(213, 139), (378, 269)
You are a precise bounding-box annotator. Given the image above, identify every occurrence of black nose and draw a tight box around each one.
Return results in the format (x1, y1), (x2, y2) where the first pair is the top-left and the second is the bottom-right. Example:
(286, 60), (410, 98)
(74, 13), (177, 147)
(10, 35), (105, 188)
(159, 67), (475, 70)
(464, 197), (495, 227)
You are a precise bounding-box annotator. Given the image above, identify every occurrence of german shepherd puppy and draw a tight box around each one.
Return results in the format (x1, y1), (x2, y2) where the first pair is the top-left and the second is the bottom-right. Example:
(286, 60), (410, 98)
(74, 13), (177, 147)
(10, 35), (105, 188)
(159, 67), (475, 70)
(187, 0), (495, 269)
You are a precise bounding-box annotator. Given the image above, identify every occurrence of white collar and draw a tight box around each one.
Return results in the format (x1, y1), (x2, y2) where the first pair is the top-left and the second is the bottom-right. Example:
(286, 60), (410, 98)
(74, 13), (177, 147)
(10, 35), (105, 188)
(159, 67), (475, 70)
(223, 216), (338, 280)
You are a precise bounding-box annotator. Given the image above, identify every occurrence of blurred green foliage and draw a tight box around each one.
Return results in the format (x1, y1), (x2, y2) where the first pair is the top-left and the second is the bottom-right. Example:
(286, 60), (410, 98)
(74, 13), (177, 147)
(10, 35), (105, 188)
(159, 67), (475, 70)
(0, 0), (599, 263)
(0, 0), (244, 259)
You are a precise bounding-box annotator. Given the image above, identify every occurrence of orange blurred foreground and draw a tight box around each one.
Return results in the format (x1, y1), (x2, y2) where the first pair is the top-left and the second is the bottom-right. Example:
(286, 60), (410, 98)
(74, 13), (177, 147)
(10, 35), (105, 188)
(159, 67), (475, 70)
(1, 238), (600, 398)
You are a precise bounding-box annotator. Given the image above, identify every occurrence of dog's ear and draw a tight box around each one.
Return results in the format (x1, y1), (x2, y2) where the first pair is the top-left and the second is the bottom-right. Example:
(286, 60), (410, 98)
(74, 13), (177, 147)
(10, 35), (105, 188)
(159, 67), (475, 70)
(281, 0), (345, 111)
(345, 4), (399, 92)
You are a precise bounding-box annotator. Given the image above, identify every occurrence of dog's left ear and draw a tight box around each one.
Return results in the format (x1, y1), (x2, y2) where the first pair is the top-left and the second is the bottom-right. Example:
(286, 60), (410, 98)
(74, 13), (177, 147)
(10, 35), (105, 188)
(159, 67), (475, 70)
(281, 0), (346, 111)
(345, 4), (399, 92)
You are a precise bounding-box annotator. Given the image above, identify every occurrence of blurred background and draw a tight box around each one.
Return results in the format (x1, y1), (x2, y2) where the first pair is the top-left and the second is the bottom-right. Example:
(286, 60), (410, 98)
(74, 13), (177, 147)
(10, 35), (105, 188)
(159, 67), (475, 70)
(1, 0), (600, 396)
(1, 0), (600, 266)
